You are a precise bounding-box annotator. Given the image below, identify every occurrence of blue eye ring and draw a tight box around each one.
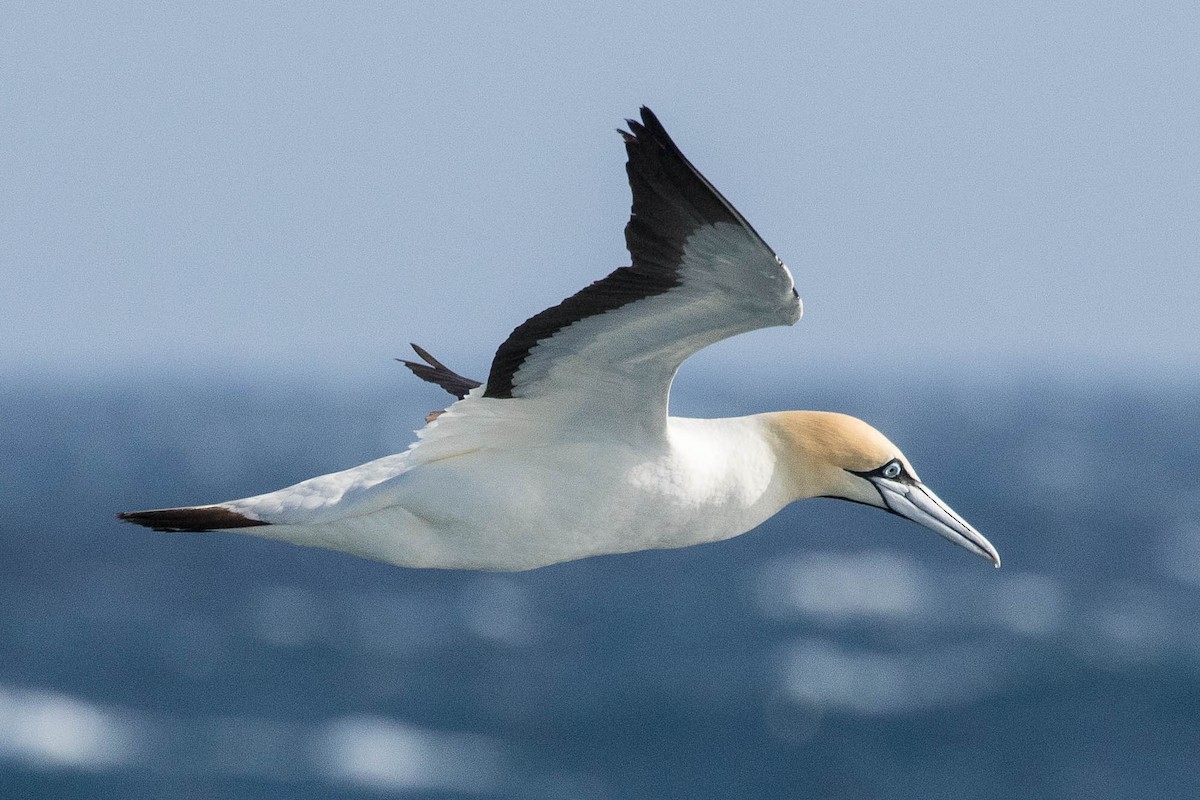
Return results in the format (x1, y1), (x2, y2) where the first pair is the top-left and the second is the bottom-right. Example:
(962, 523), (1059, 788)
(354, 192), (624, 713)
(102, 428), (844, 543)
(882, 461), (902, 479)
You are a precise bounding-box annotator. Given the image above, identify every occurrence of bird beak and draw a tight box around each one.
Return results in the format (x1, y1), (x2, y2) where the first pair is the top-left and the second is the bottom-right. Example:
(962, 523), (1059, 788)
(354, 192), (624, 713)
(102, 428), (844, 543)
(872, 479), (1001, 567)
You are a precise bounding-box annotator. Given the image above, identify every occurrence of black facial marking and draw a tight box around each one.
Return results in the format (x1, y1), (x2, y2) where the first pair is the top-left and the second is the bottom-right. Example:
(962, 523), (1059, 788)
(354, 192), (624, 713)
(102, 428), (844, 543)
(817, 494), (906, 519)
(843, 458), (914, 513)
(847, 458), (915, 485)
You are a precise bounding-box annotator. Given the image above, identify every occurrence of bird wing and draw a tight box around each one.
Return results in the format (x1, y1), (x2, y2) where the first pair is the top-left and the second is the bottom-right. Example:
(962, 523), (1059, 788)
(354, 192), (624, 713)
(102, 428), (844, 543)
(399, 343), (482, 400)
(475, 107), (801, 441)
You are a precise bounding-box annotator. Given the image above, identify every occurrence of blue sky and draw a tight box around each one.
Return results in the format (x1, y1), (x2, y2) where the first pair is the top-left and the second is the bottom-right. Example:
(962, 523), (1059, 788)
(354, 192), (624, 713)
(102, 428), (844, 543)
(4, 2), (1197, 384)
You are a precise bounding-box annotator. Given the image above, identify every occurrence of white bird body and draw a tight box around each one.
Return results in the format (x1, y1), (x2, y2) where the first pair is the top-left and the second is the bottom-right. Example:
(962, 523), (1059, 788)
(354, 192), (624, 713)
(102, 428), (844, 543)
(120, 108), (1000, 571)
(219, 406), (796, 570)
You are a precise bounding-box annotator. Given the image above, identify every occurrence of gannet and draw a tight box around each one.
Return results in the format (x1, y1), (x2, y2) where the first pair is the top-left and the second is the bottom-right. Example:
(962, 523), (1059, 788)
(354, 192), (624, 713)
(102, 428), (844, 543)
(119, 108), (1000, 571)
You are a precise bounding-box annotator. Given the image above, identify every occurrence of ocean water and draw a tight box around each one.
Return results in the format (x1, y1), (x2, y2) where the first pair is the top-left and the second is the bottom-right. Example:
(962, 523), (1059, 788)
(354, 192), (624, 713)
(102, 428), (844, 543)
(2, 373), (1198, 799)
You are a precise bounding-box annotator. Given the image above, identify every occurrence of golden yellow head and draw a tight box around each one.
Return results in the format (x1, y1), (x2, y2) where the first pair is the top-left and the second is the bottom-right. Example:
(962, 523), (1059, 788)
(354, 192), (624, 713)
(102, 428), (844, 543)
(763, 411), (999, 566)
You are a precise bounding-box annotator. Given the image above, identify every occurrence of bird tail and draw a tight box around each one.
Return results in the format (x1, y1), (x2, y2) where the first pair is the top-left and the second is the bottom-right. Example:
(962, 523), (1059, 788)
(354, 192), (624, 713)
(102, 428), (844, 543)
(117, 505), (271, 532)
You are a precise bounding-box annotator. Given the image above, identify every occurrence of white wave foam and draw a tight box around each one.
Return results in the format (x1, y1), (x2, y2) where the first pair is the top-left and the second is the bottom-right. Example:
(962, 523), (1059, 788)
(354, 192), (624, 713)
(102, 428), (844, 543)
(0, 682), (512, 794)
(313, 715), (505, 792)
(0, 686), (145, 770)
(458, 575), (537, 646)
(774, 638), (1004, 715)
(988, 571), (1066, 637)
(755, 550), (934, 624)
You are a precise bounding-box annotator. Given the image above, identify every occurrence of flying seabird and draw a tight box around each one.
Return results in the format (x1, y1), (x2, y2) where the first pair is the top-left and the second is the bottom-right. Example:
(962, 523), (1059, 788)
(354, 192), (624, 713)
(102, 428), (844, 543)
(119, 108), (1000, 570)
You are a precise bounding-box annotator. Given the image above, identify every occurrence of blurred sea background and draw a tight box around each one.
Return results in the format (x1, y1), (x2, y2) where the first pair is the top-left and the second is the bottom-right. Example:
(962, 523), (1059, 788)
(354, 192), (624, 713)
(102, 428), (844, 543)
(4, 371), (1200, 799)
(4, 2), (1199, 798)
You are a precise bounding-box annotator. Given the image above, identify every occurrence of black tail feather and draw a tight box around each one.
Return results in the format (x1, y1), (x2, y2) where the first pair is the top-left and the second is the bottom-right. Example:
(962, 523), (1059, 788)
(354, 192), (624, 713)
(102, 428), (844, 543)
(117, 506), (270, 532)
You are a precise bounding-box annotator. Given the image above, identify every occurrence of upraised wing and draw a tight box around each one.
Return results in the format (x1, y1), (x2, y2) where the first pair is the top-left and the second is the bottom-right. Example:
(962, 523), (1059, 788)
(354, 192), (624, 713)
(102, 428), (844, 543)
(477, 107), (801, 438)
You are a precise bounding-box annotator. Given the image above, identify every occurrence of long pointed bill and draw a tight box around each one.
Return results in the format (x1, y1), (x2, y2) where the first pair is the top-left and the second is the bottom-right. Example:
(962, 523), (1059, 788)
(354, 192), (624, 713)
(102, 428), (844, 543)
(874, 480), (1001, 567)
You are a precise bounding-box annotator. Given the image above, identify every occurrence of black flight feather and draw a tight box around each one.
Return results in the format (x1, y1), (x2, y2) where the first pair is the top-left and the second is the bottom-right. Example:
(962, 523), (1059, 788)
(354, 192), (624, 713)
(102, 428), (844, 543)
(398, 343), (482, 400)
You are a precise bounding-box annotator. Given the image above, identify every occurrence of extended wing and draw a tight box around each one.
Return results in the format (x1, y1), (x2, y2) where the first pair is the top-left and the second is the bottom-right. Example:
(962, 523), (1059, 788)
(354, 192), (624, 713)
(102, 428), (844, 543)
(475, 107), (800, 440)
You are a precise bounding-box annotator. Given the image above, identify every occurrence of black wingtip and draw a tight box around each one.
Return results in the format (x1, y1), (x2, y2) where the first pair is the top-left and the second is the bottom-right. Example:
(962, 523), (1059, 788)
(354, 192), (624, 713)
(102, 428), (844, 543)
(626, 106), (685, 154)
(397, 344), (482, 400)
(117, 507), (270, 533)
(620, 105), (767, 248)
(618, 107), (660, 143)
(638, 106), (661, 127)
(409, 343), (448, 370)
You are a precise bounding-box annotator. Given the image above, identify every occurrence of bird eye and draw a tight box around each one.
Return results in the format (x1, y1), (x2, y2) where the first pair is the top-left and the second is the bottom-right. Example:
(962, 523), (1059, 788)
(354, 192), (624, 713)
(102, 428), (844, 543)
(882, 461), (902, 479)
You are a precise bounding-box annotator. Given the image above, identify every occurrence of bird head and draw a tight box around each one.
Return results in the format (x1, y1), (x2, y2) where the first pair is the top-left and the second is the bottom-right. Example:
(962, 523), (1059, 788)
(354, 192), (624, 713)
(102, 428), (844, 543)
(766, 411), (1000, 566)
